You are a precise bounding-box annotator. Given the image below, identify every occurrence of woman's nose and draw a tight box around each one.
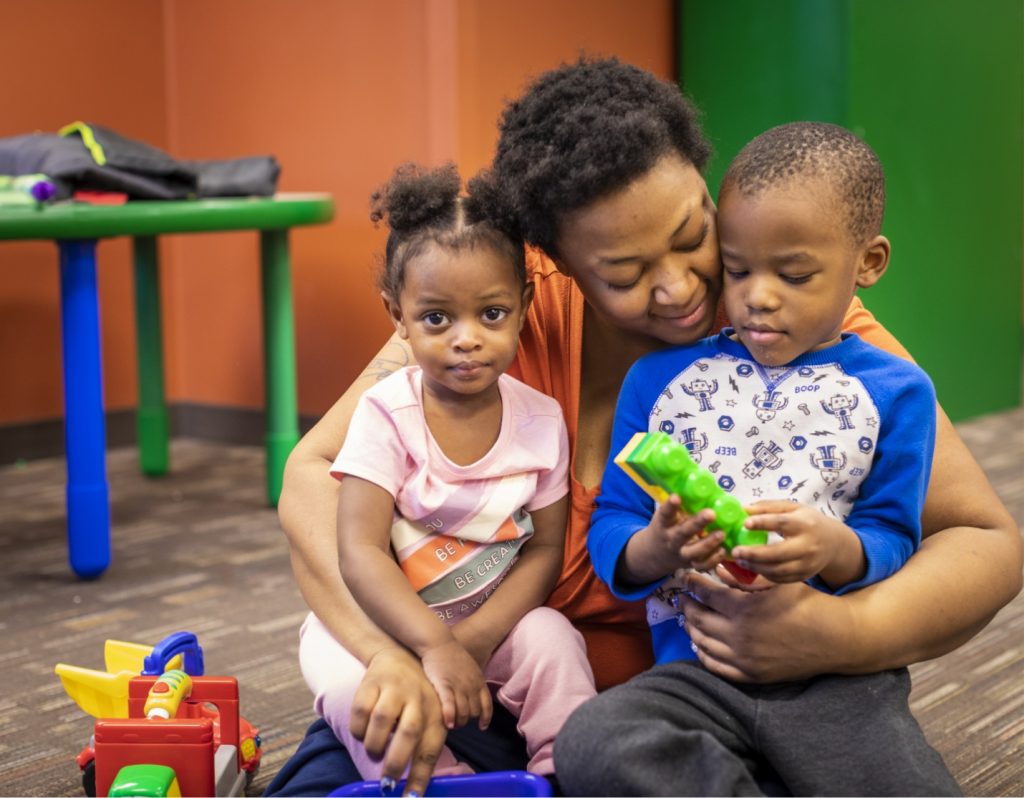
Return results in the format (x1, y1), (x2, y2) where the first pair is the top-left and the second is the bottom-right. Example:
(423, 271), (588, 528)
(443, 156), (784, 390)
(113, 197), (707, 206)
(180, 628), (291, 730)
(650, 254), (700, 307)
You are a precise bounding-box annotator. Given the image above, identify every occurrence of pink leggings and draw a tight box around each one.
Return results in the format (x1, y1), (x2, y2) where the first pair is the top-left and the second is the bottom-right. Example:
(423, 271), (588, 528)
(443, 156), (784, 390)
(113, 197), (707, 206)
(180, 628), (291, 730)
(299, 607), (595, 778)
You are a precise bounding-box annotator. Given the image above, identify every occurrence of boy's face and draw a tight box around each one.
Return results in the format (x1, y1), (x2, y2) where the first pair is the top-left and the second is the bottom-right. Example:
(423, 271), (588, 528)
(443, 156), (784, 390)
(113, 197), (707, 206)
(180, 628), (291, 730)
(384, 242), (532, 403)
(717, 180), (885, 366)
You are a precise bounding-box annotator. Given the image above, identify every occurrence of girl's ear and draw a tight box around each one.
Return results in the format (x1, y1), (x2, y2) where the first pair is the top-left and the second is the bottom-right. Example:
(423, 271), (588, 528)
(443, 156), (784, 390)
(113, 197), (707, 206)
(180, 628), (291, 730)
(856, 235), (891, 288)
(381, 291), (409, 339)
(517, 283), (535, 332)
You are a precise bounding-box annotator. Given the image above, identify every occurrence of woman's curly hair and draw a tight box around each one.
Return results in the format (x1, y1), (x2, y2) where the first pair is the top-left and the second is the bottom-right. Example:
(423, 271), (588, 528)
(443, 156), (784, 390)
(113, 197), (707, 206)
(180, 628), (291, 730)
(370, 162), (525, 299)
(493, 56), (711, 256)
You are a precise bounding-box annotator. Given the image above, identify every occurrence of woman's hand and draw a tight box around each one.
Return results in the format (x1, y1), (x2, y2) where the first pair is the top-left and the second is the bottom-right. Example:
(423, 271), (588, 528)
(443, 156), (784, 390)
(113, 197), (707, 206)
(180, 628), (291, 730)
(420, 640), (494, 731)
(676, 570), (853, 682)
(350, 646), (448, 795)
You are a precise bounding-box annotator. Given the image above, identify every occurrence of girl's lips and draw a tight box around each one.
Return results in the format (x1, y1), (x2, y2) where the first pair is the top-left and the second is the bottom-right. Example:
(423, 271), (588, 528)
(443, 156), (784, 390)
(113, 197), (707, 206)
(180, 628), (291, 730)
(451, 361), (486, 376)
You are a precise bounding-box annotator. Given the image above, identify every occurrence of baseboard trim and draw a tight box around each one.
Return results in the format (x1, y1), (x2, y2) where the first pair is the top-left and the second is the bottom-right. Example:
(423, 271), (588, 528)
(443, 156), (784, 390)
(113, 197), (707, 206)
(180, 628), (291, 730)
(0, 404), (318, 465)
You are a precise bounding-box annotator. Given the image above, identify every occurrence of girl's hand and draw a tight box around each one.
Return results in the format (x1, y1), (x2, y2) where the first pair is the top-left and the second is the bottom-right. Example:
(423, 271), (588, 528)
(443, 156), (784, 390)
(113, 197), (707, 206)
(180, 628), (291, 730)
(731, 500), (852, 583)
(420, 640), (494, 731)
(649, 498), (728, 572)
(350, 646), (448, 795)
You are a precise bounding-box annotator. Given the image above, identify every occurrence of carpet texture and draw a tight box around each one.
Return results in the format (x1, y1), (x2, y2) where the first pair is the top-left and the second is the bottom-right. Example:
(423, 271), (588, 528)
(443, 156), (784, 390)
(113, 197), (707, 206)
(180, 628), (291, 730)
(1, 407), (1021, 797)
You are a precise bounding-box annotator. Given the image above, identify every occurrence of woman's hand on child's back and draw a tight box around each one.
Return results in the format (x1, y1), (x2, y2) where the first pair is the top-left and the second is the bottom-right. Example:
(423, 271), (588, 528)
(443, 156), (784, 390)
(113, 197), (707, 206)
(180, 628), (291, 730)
(421, 639), (494, 731)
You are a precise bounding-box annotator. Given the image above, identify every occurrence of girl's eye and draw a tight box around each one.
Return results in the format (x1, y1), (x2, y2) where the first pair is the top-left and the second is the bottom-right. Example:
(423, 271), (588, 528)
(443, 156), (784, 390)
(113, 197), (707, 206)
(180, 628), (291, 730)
(483, 307), (509, 322)
(606, 278), (640, 292)
(423, 312), (448, 327)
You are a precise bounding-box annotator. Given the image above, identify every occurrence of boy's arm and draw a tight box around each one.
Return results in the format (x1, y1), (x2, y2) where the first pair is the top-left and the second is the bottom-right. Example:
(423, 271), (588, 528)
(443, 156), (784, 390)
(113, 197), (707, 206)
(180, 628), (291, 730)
(451, 495), (569, 666)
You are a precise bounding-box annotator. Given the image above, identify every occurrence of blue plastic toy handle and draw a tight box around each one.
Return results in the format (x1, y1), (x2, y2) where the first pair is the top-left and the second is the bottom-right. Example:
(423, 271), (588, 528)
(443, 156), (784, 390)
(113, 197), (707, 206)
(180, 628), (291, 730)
(142, 631), (205, 676)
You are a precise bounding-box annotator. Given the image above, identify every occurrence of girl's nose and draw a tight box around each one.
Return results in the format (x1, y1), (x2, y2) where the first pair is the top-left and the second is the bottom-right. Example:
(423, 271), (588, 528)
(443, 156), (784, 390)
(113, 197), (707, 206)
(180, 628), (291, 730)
(451, 322), (482, 351)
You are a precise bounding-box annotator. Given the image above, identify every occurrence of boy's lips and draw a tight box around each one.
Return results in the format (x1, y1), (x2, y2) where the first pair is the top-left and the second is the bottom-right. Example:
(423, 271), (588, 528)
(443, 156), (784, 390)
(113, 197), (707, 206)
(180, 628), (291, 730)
(743, 325), (785, 345)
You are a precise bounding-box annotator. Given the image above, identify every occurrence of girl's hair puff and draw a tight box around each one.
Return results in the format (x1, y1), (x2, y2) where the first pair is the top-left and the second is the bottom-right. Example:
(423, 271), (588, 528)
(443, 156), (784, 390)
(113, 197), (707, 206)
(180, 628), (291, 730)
(370, 163), (525, 300)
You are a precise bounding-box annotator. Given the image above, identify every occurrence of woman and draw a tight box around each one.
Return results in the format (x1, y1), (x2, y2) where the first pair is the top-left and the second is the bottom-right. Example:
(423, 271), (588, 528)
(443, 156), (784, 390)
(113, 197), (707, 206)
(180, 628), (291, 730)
(270, 58), (1020, 797)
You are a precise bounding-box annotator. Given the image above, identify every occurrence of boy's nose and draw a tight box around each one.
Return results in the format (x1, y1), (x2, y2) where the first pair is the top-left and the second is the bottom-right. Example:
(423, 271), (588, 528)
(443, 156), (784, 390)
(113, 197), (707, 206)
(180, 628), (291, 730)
(745, 277), (780, 311)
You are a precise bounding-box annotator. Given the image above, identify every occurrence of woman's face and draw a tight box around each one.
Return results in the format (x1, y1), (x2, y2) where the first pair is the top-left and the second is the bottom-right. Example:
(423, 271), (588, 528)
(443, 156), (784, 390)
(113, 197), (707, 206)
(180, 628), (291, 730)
(553, 153), (722, 347)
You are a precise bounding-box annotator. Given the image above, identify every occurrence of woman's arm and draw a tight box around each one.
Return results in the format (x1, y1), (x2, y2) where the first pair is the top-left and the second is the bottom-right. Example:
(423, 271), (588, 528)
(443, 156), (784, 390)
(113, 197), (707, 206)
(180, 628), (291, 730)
(452, 497), (569, 667)
(678, 406), (1021, 682)
(280, 333), (451, 794)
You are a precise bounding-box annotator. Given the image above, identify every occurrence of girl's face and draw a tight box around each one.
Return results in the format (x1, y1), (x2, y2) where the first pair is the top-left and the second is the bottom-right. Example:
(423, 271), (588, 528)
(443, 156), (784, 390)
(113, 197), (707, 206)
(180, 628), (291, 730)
(552, 153), (722, 348)
(386, 242), (532, 403)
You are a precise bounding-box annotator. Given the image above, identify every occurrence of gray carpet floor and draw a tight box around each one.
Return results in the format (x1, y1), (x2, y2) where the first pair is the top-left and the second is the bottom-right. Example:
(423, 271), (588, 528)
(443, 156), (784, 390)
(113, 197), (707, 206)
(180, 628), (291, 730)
(1, 407), (1021, 797)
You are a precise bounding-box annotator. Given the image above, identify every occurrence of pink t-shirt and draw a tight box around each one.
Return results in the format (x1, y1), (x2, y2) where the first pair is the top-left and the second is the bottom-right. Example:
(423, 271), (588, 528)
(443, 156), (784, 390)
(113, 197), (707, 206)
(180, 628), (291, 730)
(330, 366), (570, 624)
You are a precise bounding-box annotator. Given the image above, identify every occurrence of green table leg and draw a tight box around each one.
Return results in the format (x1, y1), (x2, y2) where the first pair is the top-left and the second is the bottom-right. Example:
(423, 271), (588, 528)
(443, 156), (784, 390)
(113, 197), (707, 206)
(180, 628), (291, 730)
(260, 229), (300, 506)
(133, 235), (169, 476)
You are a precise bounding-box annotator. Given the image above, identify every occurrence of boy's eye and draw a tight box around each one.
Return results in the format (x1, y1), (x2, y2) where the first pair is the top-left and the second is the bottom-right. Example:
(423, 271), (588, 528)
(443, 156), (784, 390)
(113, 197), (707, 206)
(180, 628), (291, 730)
(724, 268), (747, 280)
(483, 307), (509, 322)
(422, 311), (448, 327)
(782, 274), (813, 285)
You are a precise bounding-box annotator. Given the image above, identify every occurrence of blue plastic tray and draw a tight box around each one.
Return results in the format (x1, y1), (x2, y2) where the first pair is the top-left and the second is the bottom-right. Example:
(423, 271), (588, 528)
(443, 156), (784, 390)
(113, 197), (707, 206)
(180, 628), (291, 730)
(329, 771), (552, 797)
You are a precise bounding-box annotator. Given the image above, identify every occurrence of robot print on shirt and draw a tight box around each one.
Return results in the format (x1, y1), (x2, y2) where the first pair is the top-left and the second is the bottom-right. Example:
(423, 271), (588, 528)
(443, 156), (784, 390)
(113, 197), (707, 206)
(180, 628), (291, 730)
(681, 377), (718, 412)
(753, 390), (789, 423)
(821, 392), (859, 430)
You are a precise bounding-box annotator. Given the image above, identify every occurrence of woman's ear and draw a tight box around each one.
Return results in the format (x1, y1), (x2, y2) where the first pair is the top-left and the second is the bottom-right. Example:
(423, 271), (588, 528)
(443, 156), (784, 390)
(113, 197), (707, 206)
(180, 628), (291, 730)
(856, 235), (891, 288)
(381, 291), (409, 339)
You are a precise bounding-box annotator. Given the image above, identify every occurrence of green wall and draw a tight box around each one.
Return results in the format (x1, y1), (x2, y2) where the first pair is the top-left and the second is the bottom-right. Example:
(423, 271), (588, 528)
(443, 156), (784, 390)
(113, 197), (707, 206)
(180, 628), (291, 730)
(679, 0), (1023, 421)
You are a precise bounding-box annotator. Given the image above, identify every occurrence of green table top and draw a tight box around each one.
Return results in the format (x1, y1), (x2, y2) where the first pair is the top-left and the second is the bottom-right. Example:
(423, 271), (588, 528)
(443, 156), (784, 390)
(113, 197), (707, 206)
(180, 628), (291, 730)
(0, 192), (334, 241)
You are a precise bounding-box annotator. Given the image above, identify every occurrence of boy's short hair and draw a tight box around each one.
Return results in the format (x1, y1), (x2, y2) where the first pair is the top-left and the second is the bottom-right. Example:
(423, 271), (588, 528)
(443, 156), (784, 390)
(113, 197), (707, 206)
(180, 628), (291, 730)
(721, 121), (885, 244)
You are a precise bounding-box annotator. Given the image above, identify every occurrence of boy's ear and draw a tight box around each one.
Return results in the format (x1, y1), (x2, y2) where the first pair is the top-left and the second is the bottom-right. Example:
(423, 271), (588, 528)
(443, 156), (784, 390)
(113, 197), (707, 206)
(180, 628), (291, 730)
(856, 235), (891, 288)
(381, 291), (409, 339)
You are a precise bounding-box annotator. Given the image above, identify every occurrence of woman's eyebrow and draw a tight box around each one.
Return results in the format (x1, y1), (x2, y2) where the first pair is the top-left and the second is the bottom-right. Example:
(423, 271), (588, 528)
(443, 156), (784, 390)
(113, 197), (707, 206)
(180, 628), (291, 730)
(600, 209), (697, 266)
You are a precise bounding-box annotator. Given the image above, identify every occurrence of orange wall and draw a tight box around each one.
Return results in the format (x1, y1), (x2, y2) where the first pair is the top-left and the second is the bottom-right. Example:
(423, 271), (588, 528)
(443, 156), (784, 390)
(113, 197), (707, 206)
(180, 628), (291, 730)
(1, 0), (673, 426)
(0, 0), (169, 424)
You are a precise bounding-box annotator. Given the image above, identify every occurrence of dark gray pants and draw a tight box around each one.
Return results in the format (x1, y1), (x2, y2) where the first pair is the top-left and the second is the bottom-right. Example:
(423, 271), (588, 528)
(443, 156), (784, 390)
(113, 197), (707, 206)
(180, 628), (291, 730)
(553, 661), (960, 797)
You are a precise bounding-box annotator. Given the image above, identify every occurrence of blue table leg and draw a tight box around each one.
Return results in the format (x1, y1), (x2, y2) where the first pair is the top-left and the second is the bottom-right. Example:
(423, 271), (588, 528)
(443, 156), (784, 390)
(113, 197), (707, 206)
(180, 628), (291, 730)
(58, 239), (111, 579)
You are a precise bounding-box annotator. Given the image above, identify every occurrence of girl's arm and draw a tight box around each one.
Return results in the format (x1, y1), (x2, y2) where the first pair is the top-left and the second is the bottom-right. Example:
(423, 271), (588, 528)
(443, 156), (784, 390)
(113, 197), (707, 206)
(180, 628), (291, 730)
(338, 476), (492, 731)
(279, 333), (450, 795)
(452, 496), (569, 667)
(677, 406), (1021, 682)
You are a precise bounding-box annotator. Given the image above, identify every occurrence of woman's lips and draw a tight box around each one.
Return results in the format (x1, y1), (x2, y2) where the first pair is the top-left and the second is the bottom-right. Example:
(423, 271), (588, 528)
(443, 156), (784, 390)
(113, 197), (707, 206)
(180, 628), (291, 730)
(657, 299), (706, 329)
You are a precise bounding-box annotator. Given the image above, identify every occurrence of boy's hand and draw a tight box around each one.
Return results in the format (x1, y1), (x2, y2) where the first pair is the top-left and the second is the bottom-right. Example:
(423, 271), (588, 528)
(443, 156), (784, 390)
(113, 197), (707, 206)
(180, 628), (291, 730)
(730, 500), (851, 583)
(649, 497), (729, 572)
(420, 639), (494, 731)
